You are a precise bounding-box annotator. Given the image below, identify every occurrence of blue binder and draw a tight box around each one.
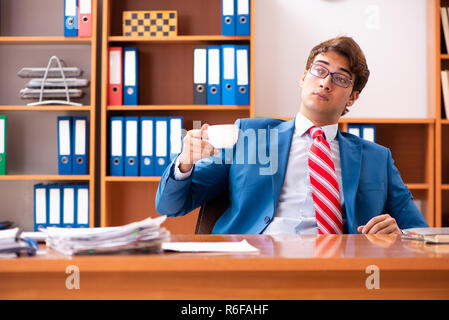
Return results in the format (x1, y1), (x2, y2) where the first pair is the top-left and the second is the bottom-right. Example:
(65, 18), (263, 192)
(125, 116), (139, 176)
(110, 116), (124, 176)
(72, 116), (87, 175)
(64, 0), (78, 37)
(62, 184), (77, 228)
(75, 184), (89, 228)
(140, 117), (155, 176)
(154, 117), (169, 176)
(169, 117), (184, 163)
(123, 47), (138, 105)
(236, 0), (250, 36)
(236, 45), (249, 105)
(48, 184), (62, 227)
(222, 45), (237, 105)
(58, 116), (73, 175)
(361, 124), (376, 143)
(34, 184), (48, 231)
(222, 0), (236, 35)
(207, 46), (222, 105)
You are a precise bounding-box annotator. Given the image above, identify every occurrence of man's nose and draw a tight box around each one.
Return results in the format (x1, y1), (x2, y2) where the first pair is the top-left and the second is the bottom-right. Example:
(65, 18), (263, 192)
(319, 74), (333, 91)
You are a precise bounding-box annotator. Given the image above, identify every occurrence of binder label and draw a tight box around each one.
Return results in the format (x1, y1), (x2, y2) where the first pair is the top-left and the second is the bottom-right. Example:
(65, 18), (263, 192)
(223, 47), (235, 79)
(194, 49), (207, 84)
(156, 121), (167, 157)
(223, 0), (234, 15)
(35, 189), (46, 224)
(208, 49), (220, 85)
(49, 188), (61, 224)
(63, 188), (75, 224)
(126, 121), (138, 157)
(75, 119), (86, 155)
(78, 188), (89, 225)
(238, 0), (249, 14)
(65, 0), (76, 15)
(111, 120), (123, 156)
(110, 51), (122, 85)
(124, 50), (137, 87)
(80, 0), (92, 13)
(237, 49), (248, 85)
(142, 120), (153, 156)
(59, 120), (71, 155)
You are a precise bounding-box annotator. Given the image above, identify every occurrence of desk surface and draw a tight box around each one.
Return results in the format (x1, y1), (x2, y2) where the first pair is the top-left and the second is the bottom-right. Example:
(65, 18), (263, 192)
(1, 234), (449, 299)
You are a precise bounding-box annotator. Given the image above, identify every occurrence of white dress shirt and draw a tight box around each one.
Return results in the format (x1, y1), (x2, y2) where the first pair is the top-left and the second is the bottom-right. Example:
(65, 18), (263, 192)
(174, 112), (344, 234)
(263, 112), (344, 234)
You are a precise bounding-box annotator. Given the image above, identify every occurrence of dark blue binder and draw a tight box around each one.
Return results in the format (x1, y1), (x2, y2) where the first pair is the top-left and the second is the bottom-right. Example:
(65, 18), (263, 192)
(140, 117), (155, 176)
(64, 0), (78, 37)
(58, 116), (73, 175)
(124, 116), (140, 176)
(110, 116), (124, 176)
(123, 47), (138, 105)
(72, 116), (88, 175)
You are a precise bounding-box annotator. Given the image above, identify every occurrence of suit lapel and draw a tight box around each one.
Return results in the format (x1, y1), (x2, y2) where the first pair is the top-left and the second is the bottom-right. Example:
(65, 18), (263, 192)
(271, 119), (295, 213)
(337, 131), (362, 233)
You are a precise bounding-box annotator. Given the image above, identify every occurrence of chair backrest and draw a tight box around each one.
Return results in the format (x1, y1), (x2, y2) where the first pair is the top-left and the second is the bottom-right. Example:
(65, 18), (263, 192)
(195, 192), (229, 234)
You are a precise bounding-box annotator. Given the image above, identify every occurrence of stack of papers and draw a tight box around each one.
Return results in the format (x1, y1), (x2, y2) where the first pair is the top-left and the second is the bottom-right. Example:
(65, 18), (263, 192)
(42, 216), (170, 255)
(0, 228), (38, 258)
(402, 228), (449, 244)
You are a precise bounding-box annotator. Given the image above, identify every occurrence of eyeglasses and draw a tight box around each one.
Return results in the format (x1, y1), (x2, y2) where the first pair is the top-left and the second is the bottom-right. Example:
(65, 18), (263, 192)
(308, 63), (353, 88)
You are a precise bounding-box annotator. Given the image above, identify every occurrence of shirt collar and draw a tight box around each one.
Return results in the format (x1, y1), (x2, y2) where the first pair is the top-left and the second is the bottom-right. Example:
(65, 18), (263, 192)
(294, 112), (338, 142)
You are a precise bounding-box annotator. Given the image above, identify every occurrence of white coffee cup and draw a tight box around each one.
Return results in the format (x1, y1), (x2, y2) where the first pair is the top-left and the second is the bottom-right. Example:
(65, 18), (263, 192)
(205, 124), (239, 149)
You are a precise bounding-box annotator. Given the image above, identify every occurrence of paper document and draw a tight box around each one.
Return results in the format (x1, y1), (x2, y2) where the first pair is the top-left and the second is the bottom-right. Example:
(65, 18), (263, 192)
(402, 227), (449, 244)
(162, 240), (259, 253)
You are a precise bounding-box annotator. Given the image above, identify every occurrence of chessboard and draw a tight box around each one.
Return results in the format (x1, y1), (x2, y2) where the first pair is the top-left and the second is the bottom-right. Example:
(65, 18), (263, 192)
(123, 11), (178, 37)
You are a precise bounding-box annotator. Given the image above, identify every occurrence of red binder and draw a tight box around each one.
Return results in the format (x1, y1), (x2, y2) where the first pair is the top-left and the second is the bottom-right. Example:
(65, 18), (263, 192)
(109, 47), (123, 105)
(78, 0), (92, 37)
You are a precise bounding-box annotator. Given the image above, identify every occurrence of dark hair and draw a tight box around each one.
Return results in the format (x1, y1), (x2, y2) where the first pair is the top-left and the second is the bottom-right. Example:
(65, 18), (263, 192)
(306, 36), (370, 94)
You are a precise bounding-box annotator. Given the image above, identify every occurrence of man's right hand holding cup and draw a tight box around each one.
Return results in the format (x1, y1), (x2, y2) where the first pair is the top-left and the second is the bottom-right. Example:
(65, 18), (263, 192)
(178, 124), (218, 173)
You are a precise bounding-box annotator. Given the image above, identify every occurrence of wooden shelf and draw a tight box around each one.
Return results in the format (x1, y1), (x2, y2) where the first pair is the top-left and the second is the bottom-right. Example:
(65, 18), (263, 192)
(441, 53), (449, 59)
(107, 105), (251, 111)
(441, 119), (449, 124)
(0, 36), (92, 44)
(108, 35), (250, 43)
(442, 185), (449, 191)
(0, 105), (92, 111)
(105, 176), (161, 182)
(405, 183), (430, 190)
(0, 175), (92, 181)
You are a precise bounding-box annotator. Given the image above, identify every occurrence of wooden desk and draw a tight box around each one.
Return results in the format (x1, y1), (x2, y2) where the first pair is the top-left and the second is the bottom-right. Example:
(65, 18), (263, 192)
(1, 234), (449, 299)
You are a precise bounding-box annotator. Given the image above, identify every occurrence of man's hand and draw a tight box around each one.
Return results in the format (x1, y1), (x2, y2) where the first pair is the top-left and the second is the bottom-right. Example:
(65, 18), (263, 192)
(357, 214), (402, 234)
(178, 124), (218, 173)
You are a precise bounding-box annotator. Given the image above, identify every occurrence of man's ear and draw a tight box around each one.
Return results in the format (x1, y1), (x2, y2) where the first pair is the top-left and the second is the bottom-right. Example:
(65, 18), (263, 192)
(346, 90), (360, 107)
(299, 70), (307, 87)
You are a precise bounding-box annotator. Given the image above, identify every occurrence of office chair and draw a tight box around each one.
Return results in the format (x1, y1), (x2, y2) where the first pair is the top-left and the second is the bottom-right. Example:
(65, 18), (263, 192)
(195, 192), (229, 234)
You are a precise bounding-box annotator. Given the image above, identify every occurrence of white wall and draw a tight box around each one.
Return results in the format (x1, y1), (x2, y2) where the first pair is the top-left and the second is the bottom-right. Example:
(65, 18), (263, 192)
(254, 0), (427, 118)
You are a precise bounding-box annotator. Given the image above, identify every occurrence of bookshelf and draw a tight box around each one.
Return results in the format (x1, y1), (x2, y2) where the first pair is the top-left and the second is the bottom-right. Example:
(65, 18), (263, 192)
(0, 0), (98, 230)
(431, 0), (449, 227)
(100, 0), (254, 233)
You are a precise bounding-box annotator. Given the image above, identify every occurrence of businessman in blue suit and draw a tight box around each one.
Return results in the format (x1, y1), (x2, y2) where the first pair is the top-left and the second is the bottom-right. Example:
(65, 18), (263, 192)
(156, 36), (428, 234)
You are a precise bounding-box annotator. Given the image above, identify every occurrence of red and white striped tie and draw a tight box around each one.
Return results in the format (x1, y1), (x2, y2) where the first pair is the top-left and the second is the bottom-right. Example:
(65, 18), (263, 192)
(308, 126), (343, 234)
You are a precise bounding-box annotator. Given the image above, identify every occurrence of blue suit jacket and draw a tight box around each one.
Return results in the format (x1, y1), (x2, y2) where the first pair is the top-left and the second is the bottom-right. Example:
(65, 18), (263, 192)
(155, 118), (428, 234)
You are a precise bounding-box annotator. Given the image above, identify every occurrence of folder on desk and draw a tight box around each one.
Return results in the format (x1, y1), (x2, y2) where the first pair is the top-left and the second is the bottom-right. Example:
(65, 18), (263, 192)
(155, 117), (169, 176)
(76, 184), (89, 228)
(62, 185), (76, 228)
(169, 117), (183, 162)
(73, 116), (87, 175)
(236, 45), (249, 105)
(48, 184), (62, 227)
(123, 47), (138, 106)
(207, 46), (222, 105)
(64, 0), (78, 37)
(347, 124), (361, 137)
(193, 47), (207, 105)
(361, 125), (376, 143)
(78, 0), (92, 37)
(222, 45), (236, 105)
(0, 115), (6, 175)
(222, 0), (235, 36)
(125, 116), (139, 176)
(110, 116), (124, 176)
(140, 117), (155, 176)
(34, 184), (48, 231)
(109, 47), (123, 106)
(58, 116), (73, 175)
(236, 0), (250, 36)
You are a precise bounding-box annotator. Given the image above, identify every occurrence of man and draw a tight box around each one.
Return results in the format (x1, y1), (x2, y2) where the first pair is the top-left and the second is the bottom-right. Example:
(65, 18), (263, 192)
(156, 36), (428, 234)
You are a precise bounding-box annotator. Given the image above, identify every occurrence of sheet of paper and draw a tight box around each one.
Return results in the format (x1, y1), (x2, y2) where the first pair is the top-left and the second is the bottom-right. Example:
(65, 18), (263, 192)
(162, 240), (259, 253)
